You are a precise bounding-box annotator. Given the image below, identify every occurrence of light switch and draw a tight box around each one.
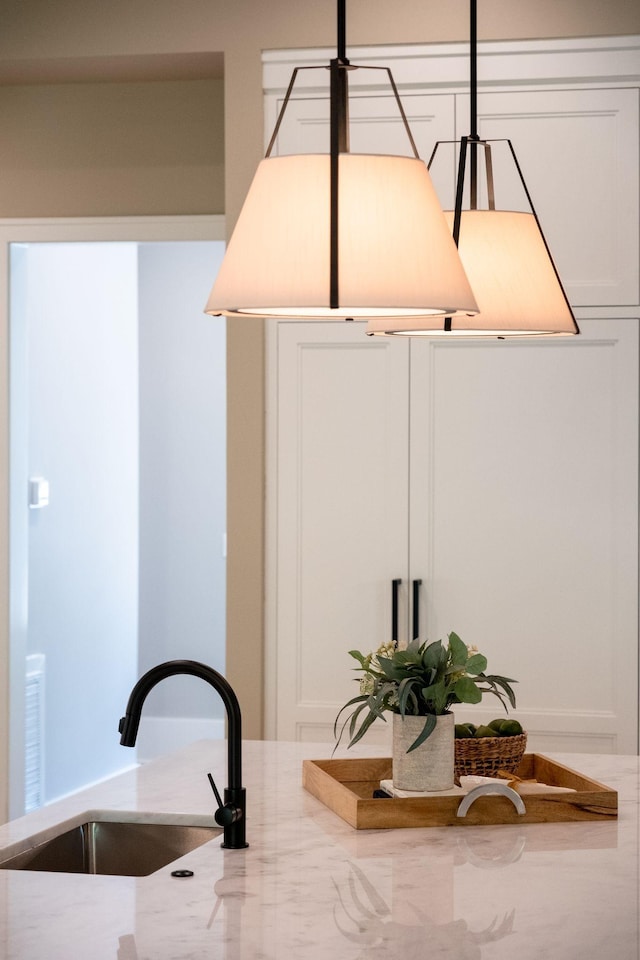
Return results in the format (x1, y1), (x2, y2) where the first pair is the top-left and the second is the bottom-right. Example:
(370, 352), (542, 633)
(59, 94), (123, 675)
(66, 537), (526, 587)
(29, 477), (50, 509)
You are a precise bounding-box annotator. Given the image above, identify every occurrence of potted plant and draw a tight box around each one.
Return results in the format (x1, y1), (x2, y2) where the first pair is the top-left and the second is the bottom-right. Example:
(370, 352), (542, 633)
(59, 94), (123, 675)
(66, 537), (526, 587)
(334, 631), (517, 791)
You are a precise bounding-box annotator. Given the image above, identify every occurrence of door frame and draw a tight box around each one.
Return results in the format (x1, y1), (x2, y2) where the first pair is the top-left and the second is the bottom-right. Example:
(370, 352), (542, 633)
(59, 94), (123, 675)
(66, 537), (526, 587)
(0, 214), (225, 821)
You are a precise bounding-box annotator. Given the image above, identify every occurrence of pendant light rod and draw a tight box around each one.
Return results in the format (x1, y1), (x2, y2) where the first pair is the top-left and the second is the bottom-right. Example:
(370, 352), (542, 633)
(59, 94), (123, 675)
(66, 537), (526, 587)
(330, 0), (351, 308)
(469, 0), (478, 210)
(337, 0), (348, 63)
(470, 0), (478, 139)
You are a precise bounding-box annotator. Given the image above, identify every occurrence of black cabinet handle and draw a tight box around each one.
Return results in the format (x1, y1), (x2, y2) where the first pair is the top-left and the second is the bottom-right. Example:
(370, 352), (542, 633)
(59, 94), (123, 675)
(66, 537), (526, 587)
(392, 579), (402, 647)
(412, 579), (423, 641)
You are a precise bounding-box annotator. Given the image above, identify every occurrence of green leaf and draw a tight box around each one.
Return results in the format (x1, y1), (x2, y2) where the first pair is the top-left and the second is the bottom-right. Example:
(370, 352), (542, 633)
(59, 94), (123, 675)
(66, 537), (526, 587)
(421, 679), (447, 712)
(368, 687), (395, 720)
(348, 708), (383, 747)
(454, 675), (483, 704)
(465, 653), (487, 675)
(347, 701), (370, 739)
(348, 650), (368, 666)
(334, 694), (368, 728)
(397, 677), (418, 715)
(418, 665), (436, 687)
(482, 674), (518, 709)
(376, 656), (404, 681)
(447, 632), (468, 665)
(420, 640), (444, 671)
(333, 695), (370, 752)
(445, 663), (466, 676)
(407, 714), (437, 752)
(419, 681), (436, 702)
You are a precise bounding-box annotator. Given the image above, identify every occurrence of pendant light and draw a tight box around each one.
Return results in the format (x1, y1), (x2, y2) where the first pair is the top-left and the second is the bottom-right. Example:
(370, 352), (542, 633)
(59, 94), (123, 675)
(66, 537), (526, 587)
(367, 0), (580, 337)
(205, 0), (478, 323)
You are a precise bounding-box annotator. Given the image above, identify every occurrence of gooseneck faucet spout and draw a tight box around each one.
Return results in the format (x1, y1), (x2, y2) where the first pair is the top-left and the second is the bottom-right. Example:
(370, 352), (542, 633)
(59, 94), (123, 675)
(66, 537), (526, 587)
(118, 660), (248, 849)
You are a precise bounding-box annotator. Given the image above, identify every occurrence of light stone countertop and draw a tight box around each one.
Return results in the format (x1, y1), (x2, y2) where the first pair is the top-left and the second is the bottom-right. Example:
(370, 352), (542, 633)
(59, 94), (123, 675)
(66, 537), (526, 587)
(0, 739), (638, 960)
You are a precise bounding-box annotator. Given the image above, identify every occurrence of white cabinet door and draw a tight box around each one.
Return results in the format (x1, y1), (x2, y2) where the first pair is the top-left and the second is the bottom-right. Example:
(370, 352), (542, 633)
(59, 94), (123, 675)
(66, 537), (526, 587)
(409, 318), (639, 753)
(457, 88), (640, 308)
(267, 322), (409, 742)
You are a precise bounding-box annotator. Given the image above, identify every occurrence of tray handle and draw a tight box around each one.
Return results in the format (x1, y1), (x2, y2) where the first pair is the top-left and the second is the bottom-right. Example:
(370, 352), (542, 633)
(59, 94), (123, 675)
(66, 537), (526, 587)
(457, 783), (526, 817)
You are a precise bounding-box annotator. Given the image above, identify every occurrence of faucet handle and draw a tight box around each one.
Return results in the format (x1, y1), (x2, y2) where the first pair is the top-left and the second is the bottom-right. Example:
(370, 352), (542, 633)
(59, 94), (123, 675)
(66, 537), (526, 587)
(207, 773), (243, 827)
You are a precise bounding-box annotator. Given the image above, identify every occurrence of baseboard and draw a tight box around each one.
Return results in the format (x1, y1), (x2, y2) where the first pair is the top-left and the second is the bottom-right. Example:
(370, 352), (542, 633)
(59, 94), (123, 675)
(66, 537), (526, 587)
(136, 716), (225, 763)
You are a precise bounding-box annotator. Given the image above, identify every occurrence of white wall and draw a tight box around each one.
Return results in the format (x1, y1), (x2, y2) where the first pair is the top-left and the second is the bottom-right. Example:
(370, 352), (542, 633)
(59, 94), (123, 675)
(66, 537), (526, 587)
(136, 241), (227, 757)
(19, 242), (140, 804)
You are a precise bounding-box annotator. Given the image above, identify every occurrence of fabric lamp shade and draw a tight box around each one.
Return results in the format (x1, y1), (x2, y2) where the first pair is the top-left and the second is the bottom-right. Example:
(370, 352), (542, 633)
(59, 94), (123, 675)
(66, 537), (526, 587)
(367, 209), (578, 336)
(205, 153), (479, 320)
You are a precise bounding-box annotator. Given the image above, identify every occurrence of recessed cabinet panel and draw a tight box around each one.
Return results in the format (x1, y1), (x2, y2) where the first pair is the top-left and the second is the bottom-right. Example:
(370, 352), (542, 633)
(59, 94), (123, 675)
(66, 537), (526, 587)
(272, 92), (455, 156)
(271, 93), (456, 200)
(410, 320), (639, 753)
(457, 89), (640, 307)
(272, 323), (409, 742)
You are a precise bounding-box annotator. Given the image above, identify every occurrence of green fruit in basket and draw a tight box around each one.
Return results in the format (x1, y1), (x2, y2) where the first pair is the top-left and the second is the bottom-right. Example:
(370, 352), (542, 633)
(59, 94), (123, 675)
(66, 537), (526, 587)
(475, 724), (497, 738)
(500, 719), (523, 736)
(488, 718), (507, 733)
(455, 723), (475, 739)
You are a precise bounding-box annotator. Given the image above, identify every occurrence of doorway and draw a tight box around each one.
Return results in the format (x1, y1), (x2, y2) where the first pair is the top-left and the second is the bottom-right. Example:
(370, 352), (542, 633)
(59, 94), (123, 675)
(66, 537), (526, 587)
(3, 216), (226, 818)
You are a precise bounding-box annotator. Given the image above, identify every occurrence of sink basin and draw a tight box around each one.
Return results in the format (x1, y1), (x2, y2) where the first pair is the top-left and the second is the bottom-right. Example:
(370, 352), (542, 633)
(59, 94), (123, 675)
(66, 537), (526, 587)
(0, 816), (221, 877)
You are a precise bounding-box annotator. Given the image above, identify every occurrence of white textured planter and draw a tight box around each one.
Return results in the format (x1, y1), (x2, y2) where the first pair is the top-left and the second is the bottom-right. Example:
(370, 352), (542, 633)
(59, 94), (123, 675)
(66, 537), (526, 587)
(392, 713), (455, 791)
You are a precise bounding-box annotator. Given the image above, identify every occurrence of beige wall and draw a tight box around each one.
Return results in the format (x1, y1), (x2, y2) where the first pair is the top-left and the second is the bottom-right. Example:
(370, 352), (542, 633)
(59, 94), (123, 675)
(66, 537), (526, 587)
(0, 79), (224, 217)
(0, 1), (639, 794)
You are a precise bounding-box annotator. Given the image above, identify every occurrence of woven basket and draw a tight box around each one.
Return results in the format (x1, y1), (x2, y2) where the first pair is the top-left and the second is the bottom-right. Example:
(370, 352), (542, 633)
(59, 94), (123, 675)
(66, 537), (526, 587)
(454, 732), (527, 778)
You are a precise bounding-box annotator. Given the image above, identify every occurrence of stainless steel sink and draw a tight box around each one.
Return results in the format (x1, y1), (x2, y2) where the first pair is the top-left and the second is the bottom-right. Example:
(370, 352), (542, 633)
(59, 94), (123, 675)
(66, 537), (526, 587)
(0, 817), (221, 877)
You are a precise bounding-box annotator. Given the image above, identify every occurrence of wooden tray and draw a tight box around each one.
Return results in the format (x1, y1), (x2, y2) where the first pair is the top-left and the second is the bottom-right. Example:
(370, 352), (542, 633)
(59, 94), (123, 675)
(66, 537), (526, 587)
(302, 754), (618, 829)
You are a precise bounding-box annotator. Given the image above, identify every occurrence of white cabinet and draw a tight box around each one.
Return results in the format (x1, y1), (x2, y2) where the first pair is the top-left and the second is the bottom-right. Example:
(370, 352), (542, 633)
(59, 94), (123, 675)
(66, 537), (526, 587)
(267, 320), (638, 753)
(263, 38), (640, 753)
